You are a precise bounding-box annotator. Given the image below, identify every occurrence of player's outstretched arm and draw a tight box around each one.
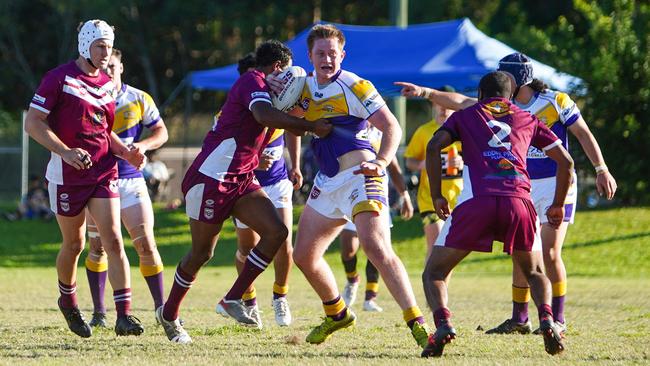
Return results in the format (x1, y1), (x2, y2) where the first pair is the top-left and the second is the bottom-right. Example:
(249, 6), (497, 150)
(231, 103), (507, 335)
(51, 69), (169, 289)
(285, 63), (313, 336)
(394, 81), (476, 111)
(132, 122), (169, 155)
(544, 145), (574, 228)
(426, 129), (453, 220)
(250, 101), (331, 138)
(568, 117), (617, 200)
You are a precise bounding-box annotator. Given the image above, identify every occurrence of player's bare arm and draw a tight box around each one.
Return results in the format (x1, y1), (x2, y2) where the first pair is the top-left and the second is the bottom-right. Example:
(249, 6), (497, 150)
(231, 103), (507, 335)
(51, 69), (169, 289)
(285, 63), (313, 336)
(394, 81), (476, 111)
(356, 106), (402, 176)
(568, 116), (617, 200)
(285, 131), (303, 189)
(425, 129), (453, 220)
(544, 144), (575, 228)
(24, 107), (91, 170)
(250, 101), (331, 138)
(131, 122), (169, 154)
(110, 131), (145, 170)
(387, 158), (414, 220)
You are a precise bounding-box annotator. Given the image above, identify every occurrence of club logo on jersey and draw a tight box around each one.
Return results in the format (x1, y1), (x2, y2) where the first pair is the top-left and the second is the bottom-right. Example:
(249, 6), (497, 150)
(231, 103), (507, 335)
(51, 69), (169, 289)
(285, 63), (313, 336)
(109, 180), (118, 193)
(204, 207), (214, 220)
(348, 189), (359, 203)
(205, 199), (214, 207)
(310, 186), (321, 200)
(92, 111), (105, 125)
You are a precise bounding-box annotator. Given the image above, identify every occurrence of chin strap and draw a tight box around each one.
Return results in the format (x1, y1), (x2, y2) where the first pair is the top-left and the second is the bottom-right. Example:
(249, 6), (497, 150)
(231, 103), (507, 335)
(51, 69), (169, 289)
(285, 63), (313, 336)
(86, 58), (97, 69)
(511, 85), (521, 101)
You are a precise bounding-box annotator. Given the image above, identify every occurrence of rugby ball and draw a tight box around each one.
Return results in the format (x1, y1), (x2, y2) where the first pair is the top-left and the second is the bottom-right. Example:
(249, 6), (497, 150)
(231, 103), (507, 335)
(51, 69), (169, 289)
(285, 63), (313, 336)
(270, 66), (306, 112)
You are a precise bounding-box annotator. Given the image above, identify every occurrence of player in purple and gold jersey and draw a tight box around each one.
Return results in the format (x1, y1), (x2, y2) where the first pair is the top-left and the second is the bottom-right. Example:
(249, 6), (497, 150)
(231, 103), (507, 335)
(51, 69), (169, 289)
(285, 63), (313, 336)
(421, 71), (572, 357)
(24, 20), (145, 338)
(155, 40), (331, 344)
(289, 24), (433, 351)
(84, 48), (169, 327)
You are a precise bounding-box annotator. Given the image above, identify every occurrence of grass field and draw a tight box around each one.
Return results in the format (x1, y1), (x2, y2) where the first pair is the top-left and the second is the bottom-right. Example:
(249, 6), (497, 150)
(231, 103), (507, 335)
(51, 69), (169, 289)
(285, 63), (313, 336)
(0, 206), (649, 365)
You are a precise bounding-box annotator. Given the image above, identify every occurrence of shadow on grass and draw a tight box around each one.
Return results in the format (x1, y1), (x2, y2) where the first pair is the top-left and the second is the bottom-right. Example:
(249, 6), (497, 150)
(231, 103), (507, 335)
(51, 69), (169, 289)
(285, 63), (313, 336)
(462, 231), (650, 264)
(0, 208), (240, 268)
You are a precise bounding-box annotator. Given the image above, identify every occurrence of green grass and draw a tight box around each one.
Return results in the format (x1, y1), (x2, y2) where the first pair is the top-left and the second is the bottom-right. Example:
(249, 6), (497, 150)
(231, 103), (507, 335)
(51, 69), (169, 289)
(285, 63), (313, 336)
(0, 206), (649, 364)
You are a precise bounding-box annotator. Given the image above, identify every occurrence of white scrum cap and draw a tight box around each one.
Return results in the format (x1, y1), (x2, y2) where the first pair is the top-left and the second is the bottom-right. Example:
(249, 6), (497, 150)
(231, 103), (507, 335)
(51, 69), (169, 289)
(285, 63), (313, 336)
(78, 19), (114, 59)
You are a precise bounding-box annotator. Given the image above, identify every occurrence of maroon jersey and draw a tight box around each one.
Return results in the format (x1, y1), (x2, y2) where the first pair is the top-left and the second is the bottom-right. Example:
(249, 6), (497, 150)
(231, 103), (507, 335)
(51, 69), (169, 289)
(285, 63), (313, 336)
(188, 70), (274, 182)
(30, 61), (117, 185)
(441, 97), (560, 200)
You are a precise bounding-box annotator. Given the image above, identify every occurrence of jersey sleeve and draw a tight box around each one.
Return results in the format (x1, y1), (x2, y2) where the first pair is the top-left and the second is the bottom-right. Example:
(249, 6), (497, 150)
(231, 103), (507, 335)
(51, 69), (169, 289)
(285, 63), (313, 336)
(404, 125), (429, 161)
(241, 73), (272, 111)
(440, 112), (461, 142)
(555, 92), (580, 126)
(29, 70), (61, 114)
(141, 92), (162, 127)
(531, 115), (562, 151)
(346, 78), (386, 119)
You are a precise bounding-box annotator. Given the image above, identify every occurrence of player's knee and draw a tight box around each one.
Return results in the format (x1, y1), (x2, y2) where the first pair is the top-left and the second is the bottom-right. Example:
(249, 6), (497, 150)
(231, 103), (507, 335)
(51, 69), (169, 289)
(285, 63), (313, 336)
(292, 248), (311, 269)
(262, 224), (288, 246)
(101, 235), (124, 254)
(422, 263), (447, 282)
(543, 247), (562, 264)
(87, 237), (105, 255)
(62, 238), (85, 256)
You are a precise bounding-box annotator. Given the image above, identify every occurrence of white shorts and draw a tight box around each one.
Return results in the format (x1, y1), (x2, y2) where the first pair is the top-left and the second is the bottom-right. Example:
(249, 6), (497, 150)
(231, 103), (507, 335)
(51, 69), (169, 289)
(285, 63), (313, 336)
(118, 177), (152, 210)
(307, 166), (389, 221)
(530, 173), (577, 224)
(234, 178), (293, 229)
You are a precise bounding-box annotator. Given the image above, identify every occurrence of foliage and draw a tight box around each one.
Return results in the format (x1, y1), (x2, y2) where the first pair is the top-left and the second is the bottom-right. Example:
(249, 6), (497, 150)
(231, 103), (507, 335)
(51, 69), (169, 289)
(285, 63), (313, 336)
(0, 0), (647, 202)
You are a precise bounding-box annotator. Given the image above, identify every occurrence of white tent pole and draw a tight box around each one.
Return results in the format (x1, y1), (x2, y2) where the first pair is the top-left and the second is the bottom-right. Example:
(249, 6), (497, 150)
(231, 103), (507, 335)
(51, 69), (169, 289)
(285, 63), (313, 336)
(390, 0), (408, 145)
(21, 110), (28, 199)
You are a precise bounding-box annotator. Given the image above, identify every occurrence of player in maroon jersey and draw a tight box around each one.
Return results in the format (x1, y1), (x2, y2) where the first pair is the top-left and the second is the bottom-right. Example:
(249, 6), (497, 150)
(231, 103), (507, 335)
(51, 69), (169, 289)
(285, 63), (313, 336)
(155, 40), (331, 344)
(24, 20), (146, 338)
(421, 71), (573, 357)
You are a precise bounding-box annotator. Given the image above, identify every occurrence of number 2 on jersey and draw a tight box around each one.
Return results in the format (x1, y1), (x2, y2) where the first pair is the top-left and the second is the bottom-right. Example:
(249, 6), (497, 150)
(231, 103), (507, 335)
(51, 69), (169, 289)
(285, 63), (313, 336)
(487, 120), (512, 150)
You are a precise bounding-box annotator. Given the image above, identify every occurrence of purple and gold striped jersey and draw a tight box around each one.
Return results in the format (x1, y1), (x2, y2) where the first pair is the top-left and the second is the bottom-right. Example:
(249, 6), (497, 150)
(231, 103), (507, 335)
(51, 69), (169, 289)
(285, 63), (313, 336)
(112, 84), (161, 178)
(517, 90), (581, 179)
(255, 128), (288, 186)
(298, 69), (386, 177)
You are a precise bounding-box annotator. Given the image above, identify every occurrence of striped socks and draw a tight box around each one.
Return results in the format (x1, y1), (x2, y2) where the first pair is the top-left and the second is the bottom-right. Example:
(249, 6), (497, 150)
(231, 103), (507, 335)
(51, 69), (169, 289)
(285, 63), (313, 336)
(58, 280), (78, 308)
(114, 288), (132, 317)
(162, 265), (195, 321)
(224, 248), (270, 301)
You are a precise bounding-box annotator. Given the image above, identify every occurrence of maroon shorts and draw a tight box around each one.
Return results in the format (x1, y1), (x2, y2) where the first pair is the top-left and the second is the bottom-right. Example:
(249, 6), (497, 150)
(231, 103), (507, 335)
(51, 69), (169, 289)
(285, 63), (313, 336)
(434, 196), (540, 254)
(48, 179), (119, 217)
(182, 169), (261, 225)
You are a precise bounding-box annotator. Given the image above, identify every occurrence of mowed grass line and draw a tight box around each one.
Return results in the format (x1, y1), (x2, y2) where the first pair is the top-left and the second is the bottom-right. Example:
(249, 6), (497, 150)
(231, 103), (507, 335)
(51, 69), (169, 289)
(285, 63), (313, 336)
(0, 206), (649, 364)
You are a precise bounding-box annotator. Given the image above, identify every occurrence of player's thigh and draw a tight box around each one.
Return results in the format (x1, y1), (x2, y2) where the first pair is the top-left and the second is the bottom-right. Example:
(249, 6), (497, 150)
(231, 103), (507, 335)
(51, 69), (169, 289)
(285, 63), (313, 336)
(231, 188), (285, 239)
(339, 226), (359, 259)
(424, 246), (470, 280)
(86, 197), (122, 243)
(354, 210), (393, 255)
(540, 221), (569, 259)
(511, 249), (544, 275)
(189, 218), (223, 257)
(55, 211), (87, 250)
(294, 204), (346, 264)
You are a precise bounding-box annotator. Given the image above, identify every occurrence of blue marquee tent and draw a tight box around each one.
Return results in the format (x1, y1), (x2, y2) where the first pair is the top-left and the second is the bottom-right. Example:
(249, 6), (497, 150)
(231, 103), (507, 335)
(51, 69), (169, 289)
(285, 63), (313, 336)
(189, 18), (582, 96)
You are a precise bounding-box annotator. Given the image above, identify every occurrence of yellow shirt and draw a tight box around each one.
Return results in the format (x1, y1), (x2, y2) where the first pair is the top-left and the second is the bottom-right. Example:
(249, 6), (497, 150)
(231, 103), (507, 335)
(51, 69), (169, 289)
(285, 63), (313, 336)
(404, 119), (463, 213)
